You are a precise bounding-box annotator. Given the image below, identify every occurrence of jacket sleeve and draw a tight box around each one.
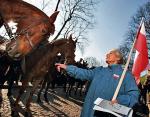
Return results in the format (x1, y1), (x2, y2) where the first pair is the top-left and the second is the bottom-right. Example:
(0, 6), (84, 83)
(116, 71), (140, 107)
(66, 65), (102, 81)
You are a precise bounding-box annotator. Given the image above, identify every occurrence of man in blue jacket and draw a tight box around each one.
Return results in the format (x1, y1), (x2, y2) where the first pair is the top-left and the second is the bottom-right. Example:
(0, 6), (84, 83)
(56, 49), (139, 117)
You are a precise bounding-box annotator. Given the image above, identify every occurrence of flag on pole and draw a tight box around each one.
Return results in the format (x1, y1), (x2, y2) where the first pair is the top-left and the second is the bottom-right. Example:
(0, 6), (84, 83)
(132, 21), (149, 84)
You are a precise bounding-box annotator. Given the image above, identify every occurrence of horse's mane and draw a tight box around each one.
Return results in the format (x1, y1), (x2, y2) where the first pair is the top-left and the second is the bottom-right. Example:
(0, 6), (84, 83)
(5, 0), (49, 18)
(25, 39), (67, 70)
(7, 0), (23, 1)
(51, 38), (67, 46)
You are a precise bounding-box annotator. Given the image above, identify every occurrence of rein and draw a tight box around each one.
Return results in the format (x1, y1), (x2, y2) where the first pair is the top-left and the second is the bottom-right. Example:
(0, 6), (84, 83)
(4, 19), (49, 51)
(13, 19), (49, 49)
(0, 10), (49, 49)
(26, 32), (34, 49)
(0, 13), (13, 38)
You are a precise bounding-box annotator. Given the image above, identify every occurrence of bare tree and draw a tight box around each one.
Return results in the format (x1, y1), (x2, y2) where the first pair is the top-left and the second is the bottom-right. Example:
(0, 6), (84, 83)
(37, 0), (100, 54)
(84, 56), (104, 68)
(5, 0), (100, 56)
(54, 0), (100, 54)
(55, 0), (61, 11)
(119, 1), (150, 61)
(40, 0), (61, 12)
(60, 0), (98, 38)
(41, 0), (50, 11)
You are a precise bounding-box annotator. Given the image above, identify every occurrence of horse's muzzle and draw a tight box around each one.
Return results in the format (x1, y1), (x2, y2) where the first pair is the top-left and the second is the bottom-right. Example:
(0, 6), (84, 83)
(6, 41), (21, 58)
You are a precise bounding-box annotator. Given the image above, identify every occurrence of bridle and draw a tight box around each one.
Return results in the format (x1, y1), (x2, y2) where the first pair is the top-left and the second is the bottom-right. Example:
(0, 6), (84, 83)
(0, 12), (50, 50)
(12, 19), (50, 50)
(63, 39), (75, 64)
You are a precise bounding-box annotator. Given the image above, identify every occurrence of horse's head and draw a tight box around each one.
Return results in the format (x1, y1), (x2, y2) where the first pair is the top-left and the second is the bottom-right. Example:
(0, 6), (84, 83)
(52, 35), (77, 64)
(4, 4), (59, 59)
(64, 35), (77, 64)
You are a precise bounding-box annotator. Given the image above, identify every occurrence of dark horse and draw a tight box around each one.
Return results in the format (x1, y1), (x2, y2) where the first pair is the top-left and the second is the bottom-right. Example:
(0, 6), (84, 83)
(0, 0), (59, 58)
(12, 35), (76, 116)
(37, 53), (66, 103)
(65, 58), (88, 97)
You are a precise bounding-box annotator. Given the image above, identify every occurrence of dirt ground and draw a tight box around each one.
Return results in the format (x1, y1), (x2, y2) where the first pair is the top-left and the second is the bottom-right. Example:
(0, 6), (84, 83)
(0, 85), (150, 117)
(0, 85), (84, 117)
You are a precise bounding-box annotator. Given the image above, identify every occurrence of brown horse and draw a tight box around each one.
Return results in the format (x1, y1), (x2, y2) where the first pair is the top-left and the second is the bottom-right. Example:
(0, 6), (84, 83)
(0, 0), (59, 58)
(12, 35), (76, 116)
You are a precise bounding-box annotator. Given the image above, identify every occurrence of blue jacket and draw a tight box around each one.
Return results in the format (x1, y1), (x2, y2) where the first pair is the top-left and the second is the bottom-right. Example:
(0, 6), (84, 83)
(66, 64), (139, 117)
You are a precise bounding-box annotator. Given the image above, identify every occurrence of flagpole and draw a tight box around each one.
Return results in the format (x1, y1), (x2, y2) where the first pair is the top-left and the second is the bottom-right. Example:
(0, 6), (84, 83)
(112, 18), (144, 101)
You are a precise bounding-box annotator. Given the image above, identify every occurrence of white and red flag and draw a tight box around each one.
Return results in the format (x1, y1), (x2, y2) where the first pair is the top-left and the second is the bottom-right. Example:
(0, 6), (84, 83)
(132, 21), (149, 84)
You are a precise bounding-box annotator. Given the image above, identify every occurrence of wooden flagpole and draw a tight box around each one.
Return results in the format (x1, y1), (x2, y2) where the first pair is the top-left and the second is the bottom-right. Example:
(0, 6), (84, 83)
(112, 18), (144, 101)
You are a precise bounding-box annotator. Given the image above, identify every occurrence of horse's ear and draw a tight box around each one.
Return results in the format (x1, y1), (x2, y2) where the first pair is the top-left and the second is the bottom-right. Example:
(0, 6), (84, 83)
(73, 37), (78, 43)
(68, 34), (73, 40)
(75, 38), (78, 43)
(49, 11), (59, 24)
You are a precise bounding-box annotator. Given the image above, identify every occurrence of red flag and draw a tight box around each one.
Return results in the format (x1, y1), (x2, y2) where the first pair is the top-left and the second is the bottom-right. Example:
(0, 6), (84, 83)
(132, 22), (149, 84)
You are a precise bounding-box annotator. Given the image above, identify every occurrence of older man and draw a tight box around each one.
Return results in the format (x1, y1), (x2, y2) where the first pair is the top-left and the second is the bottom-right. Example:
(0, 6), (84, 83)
(56, 49), (139, 117)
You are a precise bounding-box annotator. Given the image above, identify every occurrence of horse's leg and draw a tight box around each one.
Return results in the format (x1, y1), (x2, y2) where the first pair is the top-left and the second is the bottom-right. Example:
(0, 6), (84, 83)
(69, 78), (75, 96)
(69, 81), (74, 97)
(25, 80), (41, 113)
(11, 79), (28, 116)
(0, 75), (6, 103)
(37, 79), (46, 103)
(63, 78), (67, 92)
(0, 18), (3, 28)
(0, 89), (2, 104)
(79, 82), (84, 96)
(14, 74), (21, 86)
(51, 79), (55, 90)
(69, 84), (73, 96)
(44, 81), (51, 102)
(14, 79), (28, 106)
(65, 80), (70, 97)
(7, 76), (14, 97)
(74, 82), (79, 96)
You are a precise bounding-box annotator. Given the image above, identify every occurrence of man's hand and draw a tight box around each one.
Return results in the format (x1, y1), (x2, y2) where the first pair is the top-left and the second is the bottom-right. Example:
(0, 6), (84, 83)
(55, 63), (67, 72)
(111, 99), (118, 104)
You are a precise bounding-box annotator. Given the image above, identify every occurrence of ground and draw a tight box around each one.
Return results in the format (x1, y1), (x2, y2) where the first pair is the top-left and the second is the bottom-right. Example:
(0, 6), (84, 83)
(0, 85), (84, 117)
(0, 85), (150, 117)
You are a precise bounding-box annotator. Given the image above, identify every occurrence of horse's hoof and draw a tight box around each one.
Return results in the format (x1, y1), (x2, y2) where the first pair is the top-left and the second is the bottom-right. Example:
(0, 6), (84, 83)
(11, 111), (15, 116)
(44, 97), (49, 103)
(37, 98), (42, 103)
(50, 90), (56, 94)
(11, 110), (19, 117)
(69, 93), (72, 97)
(63, 89), (66, 92)
(44, 94), (49, 103)
(25, 111), (32, 117)
(0, 96), (3, 103)
(7, 92), (12, 97)
(65, 94), (69, 99)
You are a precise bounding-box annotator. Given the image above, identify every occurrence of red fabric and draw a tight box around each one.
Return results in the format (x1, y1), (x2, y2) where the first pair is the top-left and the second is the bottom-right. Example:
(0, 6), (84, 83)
(132, 23), (149, 84)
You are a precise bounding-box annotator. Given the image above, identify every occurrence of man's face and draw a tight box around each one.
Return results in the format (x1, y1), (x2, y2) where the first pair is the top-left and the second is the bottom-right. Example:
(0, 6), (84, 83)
(106, 51), (119, 64)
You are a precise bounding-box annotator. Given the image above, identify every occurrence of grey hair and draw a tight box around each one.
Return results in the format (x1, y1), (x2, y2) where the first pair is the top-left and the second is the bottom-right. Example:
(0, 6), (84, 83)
(110, 49), (124, 64)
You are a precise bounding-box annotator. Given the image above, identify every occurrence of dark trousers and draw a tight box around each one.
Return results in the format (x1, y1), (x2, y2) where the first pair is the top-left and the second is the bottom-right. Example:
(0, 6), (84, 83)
(94, 111), (117, 117)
